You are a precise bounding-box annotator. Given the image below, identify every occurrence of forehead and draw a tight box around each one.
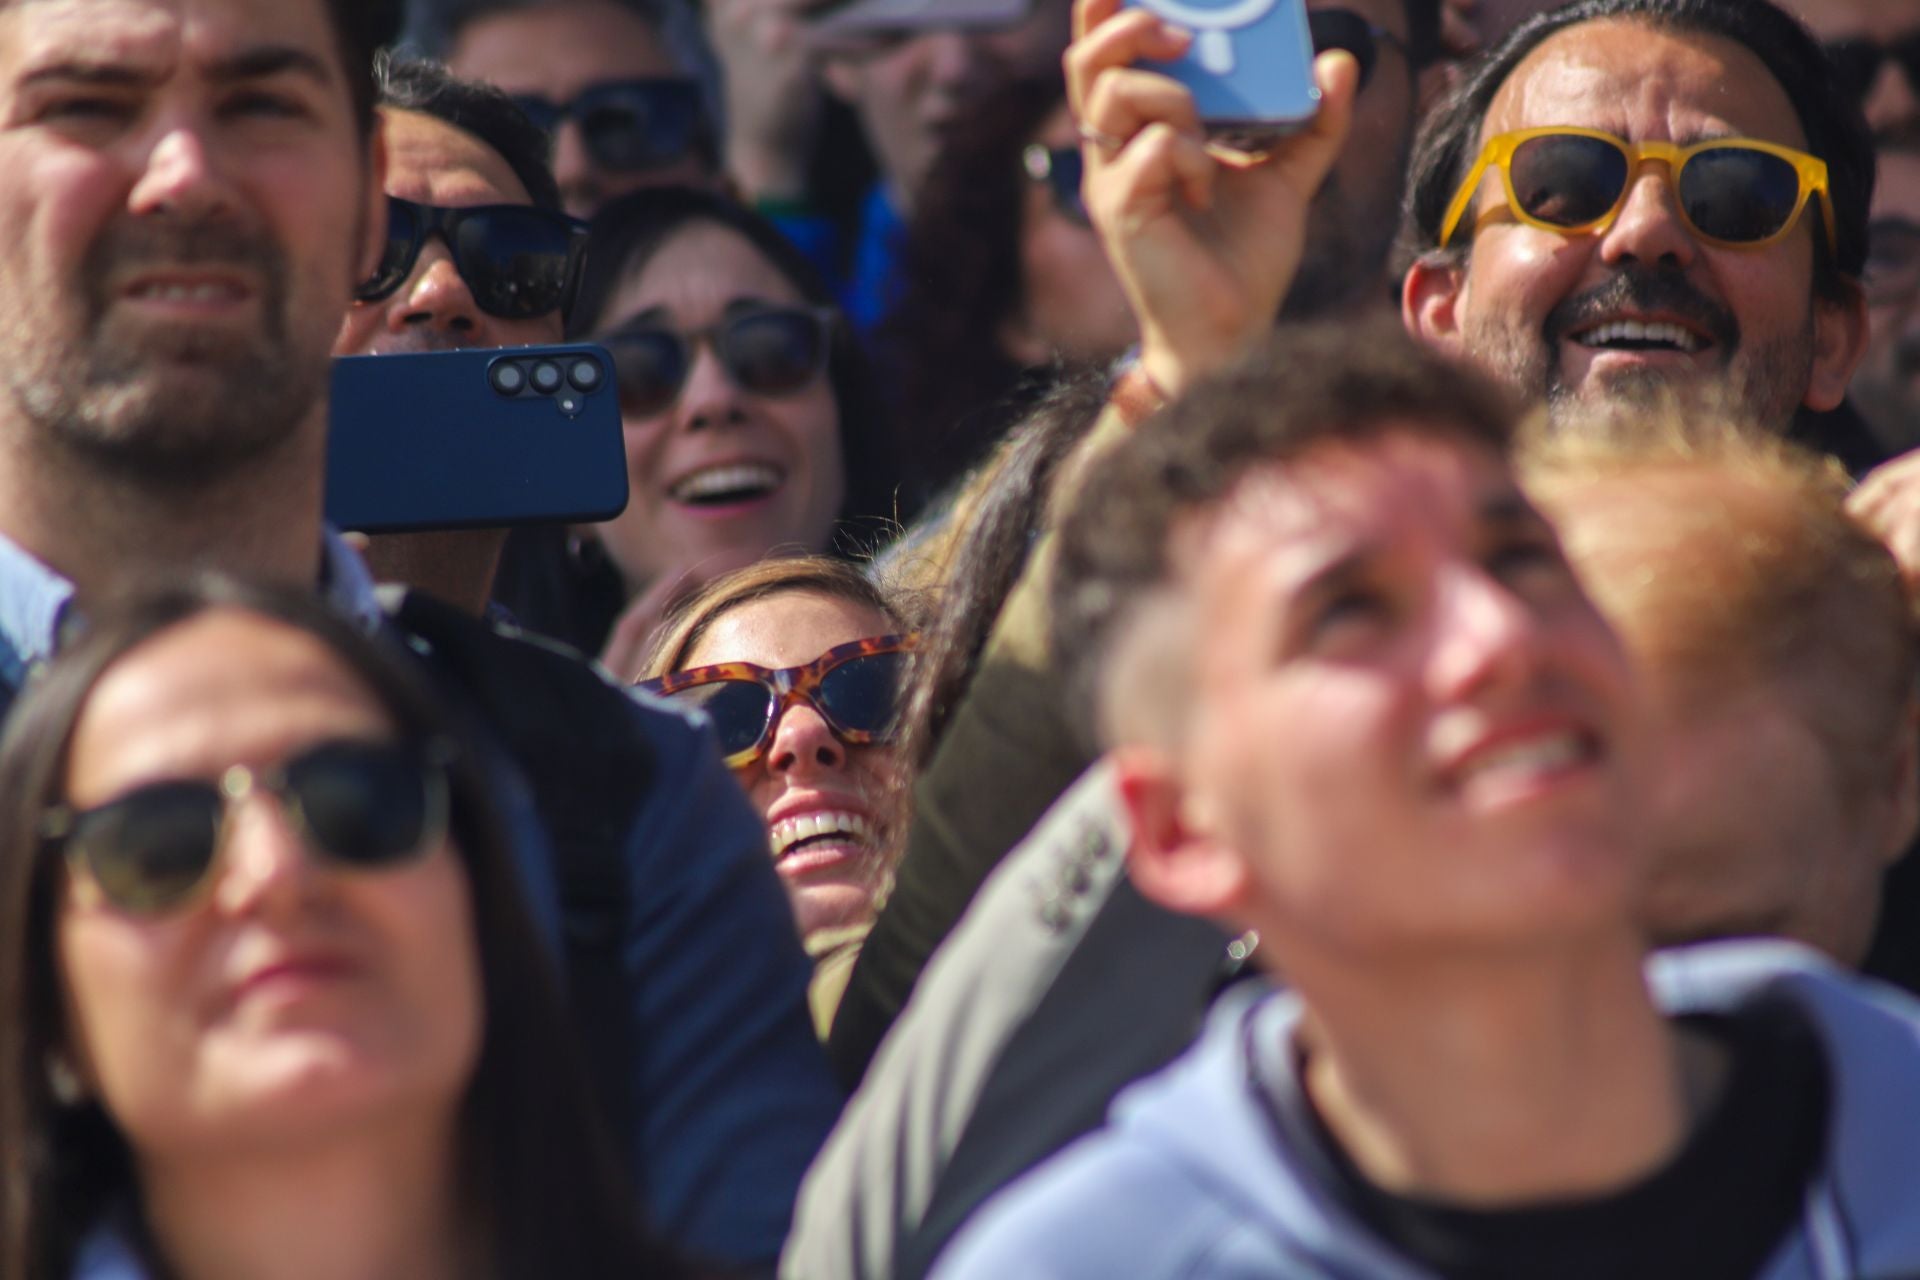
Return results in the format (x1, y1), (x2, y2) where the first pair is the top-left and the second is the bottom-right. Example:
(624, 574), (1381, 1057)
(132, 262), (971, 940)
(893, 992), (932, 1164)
(1176, 432), (1516, 599)
(381, 107), (531, 209)
(681, 590), (892, 671)
(604, 220), (803, 322)
(1791, 0), (1916, 41)
(1483, 18), (1807, 150)
(0, 0), (342, 87)
(447, 0), (678, 101)
(66, 611), (391, 803)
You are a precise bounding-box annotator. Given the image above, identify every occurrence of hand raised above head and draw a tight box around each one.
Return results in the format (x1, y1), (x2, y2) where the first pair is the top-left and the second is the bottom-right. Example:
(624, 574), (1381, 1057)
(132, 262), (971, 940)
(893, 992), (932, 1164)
(1064, 0), (1357, 397)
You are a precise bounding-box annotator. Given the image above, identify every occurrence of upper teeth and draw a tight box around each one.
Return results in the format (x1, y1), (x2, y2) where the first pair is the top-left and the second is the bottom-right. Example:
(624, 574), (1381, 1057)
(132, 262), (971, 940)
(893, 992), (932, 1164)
(770, 810), (872, 860)
(1458, 732), (1586, 782)
(136, 282), (236, 303)
(671, 463), (782, 502)
(1578, 320), (1703, 352)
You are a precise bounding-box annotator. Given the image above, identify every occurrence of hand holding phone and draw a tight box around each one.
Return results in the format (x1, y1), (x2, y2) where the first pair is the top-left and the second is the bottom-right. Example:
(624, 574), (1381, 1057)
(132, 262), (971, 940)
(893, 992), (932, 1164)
(1064, 0), (1358, 395)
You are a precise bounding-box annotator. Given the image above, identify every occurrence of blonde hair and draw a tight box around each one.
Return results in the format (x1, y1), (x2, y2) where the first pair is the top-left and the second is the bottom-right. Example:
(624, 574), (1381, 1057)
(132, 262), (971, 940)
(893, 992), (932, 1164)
(1521, 400), (1917, 802)
(637, 556), (907, 679)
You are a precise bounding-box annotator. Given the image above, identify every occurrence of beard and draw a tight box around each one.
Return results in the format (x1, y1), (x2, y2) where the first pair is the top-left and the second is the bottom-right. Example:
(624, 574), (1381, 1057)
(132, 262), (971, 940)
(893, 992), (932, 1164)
(1470, 264), (1814, 432)
(5, 213), (329, 489)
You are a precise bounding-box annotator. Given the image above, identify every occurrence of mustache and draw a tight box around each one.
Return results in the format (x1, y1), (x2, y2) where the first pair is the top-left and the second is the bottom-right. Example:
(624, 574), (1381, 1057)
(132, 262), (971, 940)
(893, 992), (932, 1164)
(83, 215), (285, 308)
(1543, 266), (1739, 350)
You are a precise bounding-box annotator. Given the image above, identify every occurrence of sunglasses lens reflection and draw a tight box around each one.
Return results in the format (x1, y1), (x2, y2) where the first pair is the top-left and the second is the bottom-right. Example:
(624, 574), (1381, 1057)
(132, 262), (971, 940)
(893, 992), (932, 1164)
(1508, 133), (1630, 229)
(720, 312), (830, 398)
(75, 783), (224, 912)
(817, 652), (909, 741)
(451, 208), (575, 318)
(670, 679), (775, 760)
(1679, 147), (1801, 243)
(609, 331), (691, 416)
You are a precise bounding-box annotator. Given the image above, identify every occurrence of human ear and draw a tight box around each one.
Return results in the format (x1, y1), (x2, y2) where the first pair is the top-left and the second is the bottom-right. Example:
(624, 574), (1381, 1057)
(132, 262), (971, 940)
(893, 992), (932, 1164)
(1804, 280), (1870, 413)
(1114, 745), (1249, 919)
(1403, 254), (1469, 358)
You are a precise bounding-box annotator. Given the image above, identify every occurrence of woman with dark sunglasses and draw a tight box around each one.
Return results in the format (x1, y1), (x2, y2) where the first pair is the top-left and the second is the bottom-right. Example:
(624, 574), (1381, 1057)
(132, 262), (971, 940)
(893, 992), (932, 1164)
(881, 75), (1137, 505)
(495, 187), (901, 679)
(637, 557), (912, 1036)
(0, 576), (680, 1280)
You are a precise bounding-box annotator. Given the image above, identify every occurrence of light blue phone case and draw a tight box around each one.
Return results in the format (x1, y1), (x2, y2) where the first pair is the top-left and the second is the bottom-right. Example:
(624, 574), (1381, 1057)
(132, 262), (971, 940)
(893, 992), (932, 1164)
(1122, 0), (1319, 138)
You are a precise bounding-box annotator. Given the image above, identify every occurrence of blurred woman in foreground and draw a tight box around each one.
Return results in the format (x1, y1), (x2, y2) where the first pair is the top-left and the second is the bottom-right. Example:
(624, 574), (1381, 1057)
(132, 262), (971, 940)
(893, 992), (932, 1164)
(0, 576), (674, 1280)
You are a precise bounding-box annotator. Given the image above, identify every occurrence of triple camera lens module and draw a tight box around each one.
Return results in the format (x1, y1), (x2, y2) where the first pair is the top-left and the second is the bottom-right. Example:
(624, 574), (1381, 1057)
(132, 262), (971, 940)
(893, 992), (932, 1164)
(489, 351), (607, 418)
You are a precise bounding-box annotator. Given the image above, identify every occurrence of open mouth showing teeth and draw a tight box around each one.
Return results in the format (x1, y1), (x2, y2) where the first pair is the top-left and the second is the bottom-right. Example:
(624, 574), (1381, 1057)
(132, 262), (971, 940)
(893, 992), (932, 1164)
(1573, 320), (1706, 354)
(770, 811), (874, 861)
(669, 463), (784, 507)
(1452, 731), (1599, 792)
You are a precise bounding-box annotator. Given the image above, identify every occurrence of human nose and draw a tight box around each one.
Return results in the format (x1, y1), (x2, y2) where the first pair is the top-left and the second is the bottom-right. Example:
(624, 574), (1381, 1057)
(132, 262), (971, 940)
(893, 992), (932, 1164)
(551, 121), (602, 220)
(127, 122), (237, 222)
(675, 339), (749, 432)
(210, 788), (321, 917)
(1426, 568), (1542, 704)
(387, 240), (484, 339)
(1863, 65), (1920, 137)
(1595, 163), (1697, 270)
(765, 699), (850, 778)
(922, 31), (992, 94)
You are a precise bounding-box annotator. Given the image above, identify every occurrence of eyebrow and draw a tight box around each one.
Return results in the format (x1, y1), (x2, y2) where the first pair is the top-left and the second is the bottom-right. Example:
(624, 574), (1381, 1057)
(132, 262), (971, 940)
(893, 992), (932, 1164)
(17, 43), (335, 93)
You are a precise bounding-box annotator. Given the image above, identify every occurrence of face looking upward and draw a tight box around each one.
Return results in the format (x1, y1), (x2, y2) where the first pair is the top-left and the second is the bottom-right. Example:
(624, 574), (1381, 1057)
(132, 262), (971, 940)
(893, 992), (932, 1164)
(447, 0), (717, 218)
(679, 590), (903, 939)
(1406, 20), (1869, 429)
(0, 0), (384, 484)
(1124, 433), (1642, 971)
(333, 107), (562, 358)
(54, 609), (482, 1158)
(589, 221), (845, 591)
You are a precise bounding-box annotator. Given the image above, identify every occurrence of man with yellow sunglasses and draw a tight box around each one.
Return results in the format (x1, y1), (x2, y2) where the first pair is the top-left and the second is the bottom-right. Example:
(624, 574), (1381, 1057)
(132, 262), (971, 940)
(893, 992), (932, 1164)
(1401, 0), (1878, 470)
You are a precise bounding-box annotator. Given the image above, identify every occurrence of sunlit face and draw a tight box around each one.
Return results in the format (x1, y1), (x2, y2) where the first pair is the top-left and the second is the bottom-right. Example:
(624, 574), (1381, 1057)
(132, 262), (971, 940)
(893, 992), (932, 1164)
(333, 108), (561, 357)
(1412, 21), (1864, 429)
(1169, 433), (1642, 967)
(0, 0), (382, 484)
(1855, 148), (1920, 450)
(1003, 104), (1134, 366)
(55, 610), (482, 1159)
(588, 222), (845, 592)
(681, 590), (903, 939)
(821, 0), (1070, 205)
(447, 0), (716, 217)
(1540, 466), (1897, 967)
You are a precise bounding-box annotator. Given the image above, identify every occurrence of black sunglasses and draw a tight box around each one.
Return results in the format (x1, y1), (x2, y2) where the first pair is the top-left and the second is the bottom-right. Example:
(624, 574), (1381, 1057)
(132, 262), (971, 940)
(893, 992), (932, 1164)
(43, 738), (453, 915)
(1308, 9), (1409, 92)
(637, 637), (914, 769)
(599, 305), (837, 417)
(1825, 34), (1920, 107)
(512, 78), (711, 173)
(356, 196), (589, 320)
(1023, 144), (1089, 226)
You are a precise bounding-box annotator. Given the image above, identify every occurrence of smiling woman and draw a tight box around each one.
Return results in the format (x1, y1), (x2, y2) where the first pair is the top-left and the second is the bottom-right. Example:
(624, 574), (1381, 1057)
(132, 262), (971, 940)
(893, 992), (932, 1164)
(0, 575), (677, 1280)
(492, 187), (901, 671)
(638, 556), (912, 1035)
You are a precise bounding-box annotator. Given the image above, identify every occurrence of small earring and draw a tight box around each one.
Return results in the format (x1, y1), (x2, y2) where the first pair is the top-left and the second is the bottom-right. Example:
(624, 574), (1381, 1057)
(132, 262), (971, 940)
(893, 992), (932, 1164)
(45, 1051), (85, 1107)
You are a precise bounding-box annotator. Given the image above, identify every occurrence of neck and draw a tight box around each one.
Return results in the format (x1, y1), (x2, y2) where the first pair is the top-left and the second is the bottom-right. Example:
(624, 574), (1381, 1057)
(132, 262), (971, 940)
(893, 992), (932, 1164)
(0, 419), (328, 606)
(1286, 929), (1712, 1205)
(138, 1110), (469, 1280)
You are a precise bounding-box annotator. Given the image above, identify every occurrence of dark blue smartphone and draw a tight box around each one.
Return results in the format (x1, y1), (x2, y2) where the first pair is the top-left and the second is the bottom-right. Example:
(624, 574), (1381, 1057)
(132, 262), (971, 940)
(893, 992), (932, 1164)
(1122, 0), (1318, 145)
(325, 344), (628, 533)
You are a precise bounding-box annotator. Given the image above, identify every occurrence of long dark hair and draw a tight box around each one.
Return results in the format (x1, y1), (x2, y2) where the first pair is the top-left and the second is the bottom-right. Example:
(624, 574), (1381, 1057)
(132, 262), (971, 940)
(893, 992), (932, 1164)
(572, 185), (904, 542)
(0, 575), (678, 1280)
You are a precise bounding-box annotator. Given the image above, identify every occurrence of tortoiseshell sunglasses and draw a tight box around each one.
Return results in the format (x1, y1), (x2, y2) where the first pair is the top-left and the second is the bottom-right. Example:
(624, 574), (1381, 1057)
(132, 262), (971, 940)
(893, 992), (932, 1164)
(637, 635), (915, 769)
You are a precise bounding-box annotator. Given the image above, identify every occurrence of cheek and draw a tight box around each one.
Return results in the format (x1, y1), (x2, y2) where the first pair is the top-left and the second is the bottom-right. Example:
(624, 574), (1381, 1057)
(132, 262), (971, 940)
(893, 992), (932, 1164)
(57, 909), (201, 1120)
(1462, 232), (1590, 332)
(391, 852), (485, 1087)
(780, 392), (846, 515)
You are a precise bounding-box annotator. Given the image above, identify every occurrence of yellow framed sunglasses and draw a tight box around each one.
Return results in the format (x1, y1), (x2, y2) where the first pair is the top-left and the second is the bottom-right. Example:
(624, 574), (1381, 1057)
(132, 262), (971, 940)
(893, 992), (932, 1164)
(1438, 126), (1837, 254)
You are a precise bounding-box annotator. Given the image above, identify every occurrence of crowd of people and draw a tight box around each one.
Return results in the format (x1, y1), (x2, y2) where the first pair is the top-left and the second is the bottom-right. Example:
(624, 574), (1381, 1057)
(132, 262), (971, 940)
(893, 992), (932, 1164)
(3, 0), (1920, 1276)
